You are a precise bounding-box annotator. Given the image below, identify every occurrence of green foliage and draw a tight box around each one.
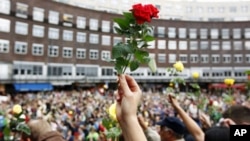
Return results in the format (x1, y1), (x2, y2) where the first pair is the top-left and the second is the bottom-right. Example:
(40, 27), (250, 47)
(16, 123), (31, 135)
(1, 111), (31, 140)
(102, 117), (121, 140)
(222, 93), (234, 104)
(110, 12), (156, 74)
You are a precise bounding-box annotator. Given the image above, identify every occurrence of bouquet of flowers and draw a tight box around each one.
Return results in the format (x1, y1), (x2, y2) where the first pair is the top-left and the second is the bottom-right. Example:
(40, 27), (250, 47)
(0, 104), (30, 141)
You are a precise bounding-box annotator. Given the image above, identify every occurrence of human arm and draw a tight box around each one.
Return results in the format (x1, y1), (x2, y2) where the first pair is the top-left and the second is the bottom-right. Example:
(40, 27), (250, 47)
(168, 94), (204, 141)
(116, 74), (147, 141)
(138, 115), (161, 141)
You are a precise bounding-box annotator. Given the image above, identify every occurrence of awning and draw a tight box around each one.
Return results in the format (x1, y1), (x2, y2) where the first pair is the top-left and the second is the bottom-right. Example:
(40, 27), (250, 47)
(209, 83), (246, 90)
(14, 83), (53, 92)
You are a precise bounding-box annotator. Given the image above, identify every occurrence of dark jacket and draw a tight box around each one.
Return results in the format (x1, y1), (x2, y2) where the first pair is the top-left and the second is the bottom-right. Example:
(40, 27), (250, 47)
(38, 131), (65, 141)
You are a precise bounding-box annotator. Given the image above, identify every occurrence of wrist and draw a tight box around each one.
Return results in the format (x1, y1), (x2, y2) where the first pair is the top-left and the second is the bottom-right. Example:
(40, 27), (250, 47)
(119, 115), (138, 127)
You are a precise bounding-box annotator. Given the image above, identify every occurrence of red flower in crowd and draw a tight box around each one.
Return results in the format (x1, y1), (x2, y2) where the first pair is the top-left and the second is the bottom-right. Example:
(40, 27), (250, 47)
(131, 3), (159, 24)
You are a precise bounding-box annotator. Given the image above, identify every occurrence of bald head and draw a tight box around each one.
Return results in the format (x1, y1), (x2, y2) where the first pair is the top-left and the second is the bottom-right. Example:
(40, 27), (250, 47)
(26, 119), (53, 140)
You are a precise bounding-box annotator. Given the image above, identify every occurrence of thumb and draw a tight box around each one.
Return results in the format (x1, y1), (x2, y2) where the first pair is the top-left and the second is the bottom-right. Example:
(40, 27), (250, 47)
(118, 74), (131, 96)
(168, 94), (173, 103)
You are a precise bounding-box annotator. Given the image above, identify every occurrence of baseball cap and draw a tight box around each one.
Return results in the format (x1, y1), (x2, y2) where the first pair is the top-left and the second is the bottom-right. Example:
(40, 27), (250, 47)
(156, 116), (185, 135)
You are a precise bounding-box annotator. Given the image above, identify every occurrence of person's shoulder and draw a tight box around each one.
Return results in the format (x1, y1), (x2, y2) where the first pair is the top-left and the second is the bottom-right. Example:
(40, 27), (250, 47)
(38, 131), (65, 141)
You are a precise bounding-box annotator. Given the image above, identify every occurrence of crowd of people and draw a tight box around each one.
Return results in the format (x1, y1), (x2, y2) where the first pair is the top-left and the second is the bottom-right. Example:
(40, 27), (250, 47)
(0, 74), (250, 141)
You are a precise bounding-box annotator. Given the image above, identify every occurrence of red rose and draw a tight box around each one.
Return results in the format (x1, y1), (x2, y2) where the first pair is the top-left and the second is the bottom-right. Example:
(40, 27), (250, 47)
(144, 4), (159, 18)
(131, 3), (159, 24)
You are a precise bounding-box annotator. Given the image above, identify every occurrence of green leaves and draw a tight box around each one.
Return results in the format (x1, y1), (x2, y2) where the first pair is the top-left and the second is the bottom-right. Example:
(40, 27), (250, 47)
(105, 127), (122, 140)
(143, 35), (155, 42)
(109, 11), (156, 74)
(112, 43), (132, 59)
(16, 123), (31, 135)
(113, 12), (134, 31)
(190, 83), (201, 90)
(102, 117), (121, 140)
(130, 60), (139, 71)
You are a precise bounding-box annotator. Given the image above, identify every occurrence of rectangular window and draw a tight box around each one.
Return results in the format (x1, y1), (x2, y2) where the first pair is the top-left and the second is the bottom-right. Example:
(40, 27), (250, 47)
(245, 28), (250, 39)
(101, 50), (111, 60)
(201, 54), (209, 63)
(63, 30), (73, 41)
(190, 54), (199, 63)
(15, 41), (27, 54)
(89, 34), (99, 44)
(62, 66), (72, 76)
(89, 49), (99, 60)
(16, 3), (28, 18)
(89, 18), (98, 31)
(48, 45), (59, 57)
(179, 41), (187, 50)
(222, 28), (230, 39)
(157, 27), (165, 37)
(212, 54), (220, 63)
(245, 54), (250, 63)
(102, 68), (114, 76)
(157, 40), (166, 49)
(168, 27), (176, 38)
(32, 25), (44, 37)
(223, 54), (231, 63)
(76, 48), (86, 59)
(63, 14), (73, 27)
(0, 18), (10, 32)
(77, 32), (86, 43)
(15, 21), (28, 35)
(222, 41), (231, 50)
(33, 65), (43, 75)
(168, 40), (177, 50)
(85, 67), (98, 77)
(33, 7), (44, 22)
(102, 35), (111, 46)
(211, 41), (220, 50)
(233, 41), (242, 50)
(0, 39), (9, 53)
(210, 28), (219, 39)
(200, 28), (208, 39)
(148, 41), (155, 49)
(48, 28), (59, 39)
(48, 11), (59, 24)
(48, 66), (62, 76)
(200, 41), (208, 50)
(32, 43), (43, 56)
(233, 28), (241, 39)
(245, 41), (250, 50)
(113, 37), (122, 45)
(189, 28), (197, 39)
(219, 7), (225, 13)
(234, 54), (243, 63)
(102, 20), (110, 32)
(158, 54), (166, 63)
(77, 16), (86, 29)
(168, 54), (176, 63)
(179, 54), (187, 63)
(230, 6), (237, 13)
(178, 28), (186, 38)
(63, 47), (73, 58)
(76, 67), (85, 76)
(190, 41), (198, 50)
(0, 0), (10, 15)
